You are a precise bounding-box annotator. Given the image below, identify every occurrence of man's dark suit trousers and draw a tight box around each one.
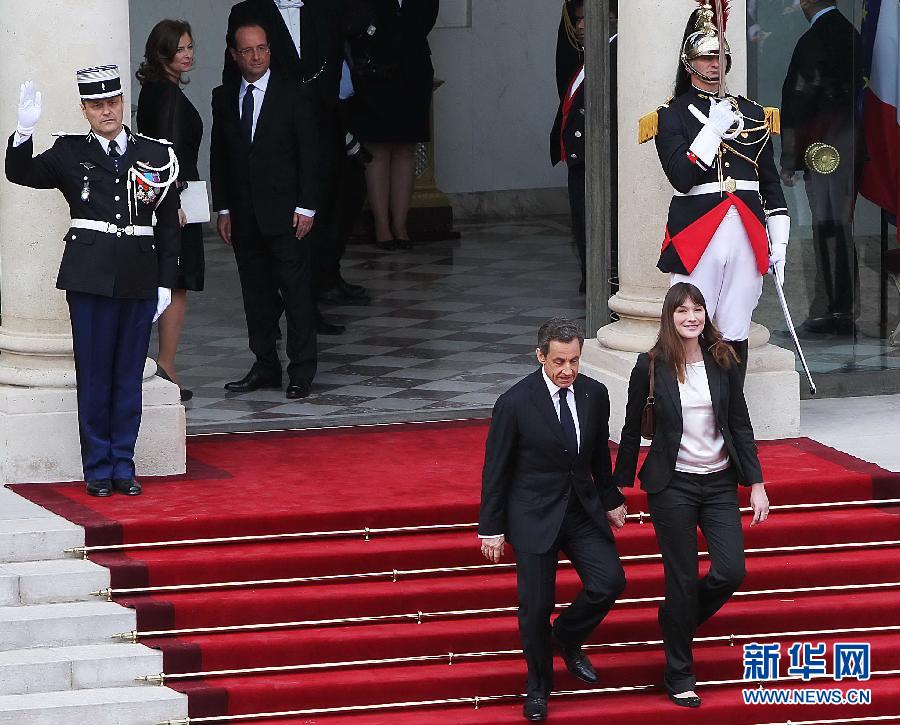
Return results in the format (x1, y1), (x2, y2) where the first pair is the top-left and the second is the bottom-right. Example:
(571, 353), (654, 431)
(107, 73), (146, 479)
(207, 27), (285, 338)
(232, 213), (317, 384)
(515, 491), (625, 699)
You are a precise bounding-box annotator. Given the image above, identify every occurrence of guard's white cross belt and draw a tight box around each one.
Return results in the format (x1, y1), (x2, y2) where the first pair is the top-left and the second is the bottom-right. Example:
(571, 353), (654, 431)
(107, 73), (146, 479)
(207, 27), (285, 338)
(673, 180), (760, 196)
(70, 219), (154, 236)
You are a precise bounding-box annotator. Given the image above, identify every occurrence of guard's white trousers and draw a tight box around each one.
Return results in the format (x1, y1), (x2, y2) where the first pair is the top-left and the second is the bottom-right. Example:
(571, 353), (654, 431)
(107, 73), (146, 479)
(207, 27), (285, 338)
(670, 206), (763, 341)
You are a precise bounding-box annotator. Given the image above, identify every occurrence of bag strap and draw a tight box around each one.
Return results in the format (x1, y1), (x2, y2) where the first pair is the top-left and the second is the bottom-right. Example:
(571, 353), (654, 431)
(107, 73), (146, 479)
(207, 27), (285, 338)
(647, 354), (655, 402)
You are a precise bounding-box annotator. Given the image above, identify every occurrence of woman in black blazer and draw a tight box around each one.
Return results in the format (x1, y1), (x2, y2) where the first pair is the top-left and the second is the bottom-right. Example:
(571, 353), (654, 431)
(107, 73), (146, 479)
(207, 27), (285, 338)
(346, 0), (439, 250)
(613, 282), (770, 708)
(136, 19), (205, 402)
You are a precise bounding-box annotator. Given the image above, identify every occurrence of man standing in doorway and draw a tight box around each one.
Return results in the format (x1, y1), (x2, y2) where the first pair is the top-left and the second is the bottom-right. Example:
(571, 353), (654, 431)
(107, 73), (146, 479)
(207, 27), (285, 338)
(478, 318), (627, 722)
(780, 0), (865, 336)
(5, 66), (179, 497)
(211, 22), (320, 399)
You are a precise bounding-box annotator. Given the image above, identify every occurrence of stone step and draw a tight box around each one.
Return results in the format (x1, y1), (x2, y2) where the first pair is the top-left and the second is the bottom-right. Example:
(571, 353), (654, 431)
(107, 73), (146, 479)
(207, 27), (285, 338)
(0, 519), (82, 564)
(0, 643), (162, 696)
(0, 685), (187, 725)
(0, 558), (109, 604)
(0, 601), (134, 651)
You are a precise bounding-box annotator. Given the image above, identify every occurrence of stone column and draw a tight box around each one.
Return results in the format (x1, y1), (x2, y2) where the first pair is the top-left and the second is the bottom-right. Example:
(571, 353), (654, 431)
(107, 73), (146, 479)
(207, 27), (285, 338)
(0, 0), (185, 483)
(580, 0), (800, 440)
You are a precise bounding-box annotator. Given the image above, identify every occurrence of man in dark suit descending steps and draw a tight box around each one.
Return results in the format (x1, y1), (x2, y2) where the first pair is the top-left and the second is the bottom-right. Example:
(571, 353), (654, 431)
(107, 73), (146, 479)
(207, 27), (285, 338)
(478, 318), (628, 721)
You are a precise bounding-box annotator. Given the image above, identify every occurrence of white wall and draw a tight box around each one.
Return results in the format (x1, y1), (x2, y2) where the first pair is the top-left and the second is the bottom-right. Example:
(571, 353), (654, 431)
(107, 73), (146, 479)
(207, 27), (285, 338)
(428, 0), (568, 193)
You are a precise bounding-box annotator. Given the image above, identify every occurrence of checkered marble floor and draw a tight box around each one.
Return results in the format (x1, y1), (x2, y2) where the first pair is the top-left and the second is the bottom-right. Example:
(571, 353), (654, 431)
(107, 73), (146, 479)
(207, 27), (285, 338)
(160, 217), (586, 433)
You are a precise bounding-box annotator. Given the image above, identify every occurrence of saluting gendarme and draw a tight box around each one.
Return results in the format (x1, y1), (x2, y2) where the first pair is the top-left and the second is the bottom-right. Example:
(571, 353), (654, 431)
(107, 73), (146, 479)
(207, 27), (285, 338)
(5, 65), (180, 497)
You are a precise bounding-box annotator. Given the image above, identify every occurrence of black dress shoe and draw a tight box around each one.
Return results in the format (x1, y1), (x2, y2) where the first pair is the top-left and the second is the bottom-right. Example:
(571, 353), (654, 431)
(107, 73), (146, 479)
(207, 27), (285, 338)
(86, 480), (112, 497)
(317, 318), (346, 335)
(317, 286), (370, 306)
(224, 369), (282, 392)
(112, 478), (142, 496)
(337, 279), (369, 299)
(522, 697), (547, 721)
(669, 691), (702, 708)
(286, 379), (311, 399)
(552, 631), (597, 683)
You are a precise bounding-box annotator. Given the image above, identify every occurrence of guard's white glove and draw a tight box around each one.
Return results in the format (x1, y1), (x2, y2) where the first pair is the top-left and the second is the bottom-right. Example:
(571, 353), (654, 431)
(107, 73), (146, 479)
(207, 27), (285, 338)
(767, 215), (790, 286)
(687, 99), (743, 167)
(153, 287), (172, 323)
(707, 98), (739, 136)
(16, 81), (42, 138)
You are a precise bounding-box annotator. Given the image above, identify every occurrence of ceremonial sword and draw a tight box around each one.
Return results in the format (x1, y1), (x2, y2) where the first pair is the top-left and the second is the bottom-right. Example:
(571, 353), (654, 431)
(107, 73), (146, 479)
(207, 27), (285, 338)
(771, 267), (817, 395)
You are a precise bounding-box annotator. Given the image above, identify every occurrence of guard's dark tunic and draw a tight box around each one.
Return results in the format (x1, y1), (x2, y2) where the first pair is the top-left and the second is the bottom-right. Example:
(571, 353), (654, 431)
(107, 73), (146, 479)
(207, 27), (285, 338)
(649, 86), (787, 276)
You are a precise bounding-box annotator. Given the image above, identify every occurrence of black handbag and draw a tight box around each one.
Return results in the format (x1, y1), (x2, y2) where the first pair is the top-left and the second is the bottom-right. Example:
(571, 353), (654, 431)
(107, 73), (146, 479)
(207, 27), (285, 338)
(640, 355), (656, 440)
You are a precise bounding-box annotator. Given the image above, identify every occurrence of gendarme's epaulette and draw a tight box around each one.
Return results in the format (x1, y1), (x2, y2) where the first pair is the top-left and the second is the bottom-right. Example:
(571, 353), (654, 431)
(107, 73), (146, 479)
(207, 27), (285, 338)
(131, 131), (172, 145)
(638, 97), (673, 144)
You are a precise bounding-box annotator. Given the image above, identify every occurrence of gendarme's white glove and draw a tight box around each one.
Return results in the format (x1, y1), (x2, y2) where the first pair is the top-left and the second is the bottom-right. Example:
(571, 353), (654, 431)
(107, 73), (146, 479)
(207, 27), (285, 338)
(767, 215), (790, 286)
(153, 287), (172, 323)
(16, 81), (42, 138)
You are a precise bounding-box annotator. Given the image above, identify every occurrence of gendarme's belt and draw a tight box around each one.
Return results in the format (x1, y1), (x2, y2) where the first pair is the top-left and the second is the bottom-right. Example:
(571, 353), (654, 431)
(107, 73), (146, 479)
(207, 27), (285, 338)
(70, 219), (154, 237)
(673, 180), (760, 196)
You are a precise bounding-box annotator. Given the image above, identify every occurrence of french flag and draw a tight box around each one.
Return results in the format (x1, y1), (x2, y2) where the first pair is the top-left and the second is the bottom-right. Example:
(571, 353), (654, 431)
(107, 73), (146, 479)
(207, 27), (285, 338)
(860, 0), (899, 241)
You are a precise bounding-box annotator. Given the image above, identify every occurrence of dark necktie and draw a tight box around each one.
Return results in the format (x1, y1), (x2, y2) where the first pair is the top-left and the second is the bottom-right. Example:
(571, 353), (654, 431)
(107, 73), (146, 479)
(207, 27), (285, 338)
(241, 84), (256, 143)
(558, 387), (578, 455)
(108, 139), (120, 172)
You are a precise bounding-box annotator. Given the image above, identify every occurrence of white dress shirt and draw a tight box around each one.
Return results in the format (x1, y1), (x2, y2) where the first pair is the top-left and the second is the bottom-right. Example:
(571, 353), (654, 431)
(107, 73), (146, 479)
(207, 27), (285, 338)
(218, 69), (315, 218)
(276, 2), (303, 59)
(542, 369), (581, 451)
(93, 126), (128, 157)
(809, 5), (836, 26)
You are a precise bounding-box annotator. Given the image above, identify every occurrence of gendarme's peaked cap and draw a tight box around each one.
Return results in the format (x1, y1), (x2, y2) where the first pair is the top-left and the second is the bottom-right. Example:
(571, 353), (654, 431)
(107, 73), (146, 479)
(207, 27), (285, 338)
(76, 65), (122, 100)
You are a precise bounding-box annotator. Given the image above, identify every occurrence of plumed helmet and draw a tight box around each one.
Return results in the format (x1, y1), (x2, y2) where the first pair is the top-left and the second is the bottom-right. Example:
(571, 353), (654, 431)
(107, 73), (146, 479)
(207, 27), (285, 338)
(681, 1), (731, 80)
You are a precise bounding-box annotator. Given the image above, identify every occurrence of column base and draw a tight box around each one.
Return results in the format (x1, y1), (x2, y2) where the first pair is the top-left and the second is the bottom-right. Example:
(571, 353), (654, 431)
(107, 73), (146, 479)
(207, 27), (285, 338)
(0, 377), (185, 484)
(580, 339), (800, 443)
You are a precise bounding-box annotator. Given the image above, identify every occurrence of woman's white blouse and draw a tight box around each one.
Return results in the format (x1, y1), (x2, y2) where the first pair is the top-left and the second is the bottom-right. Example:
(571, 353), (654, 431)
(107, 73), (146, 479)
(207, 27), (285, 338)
(675, 361), (731, 474)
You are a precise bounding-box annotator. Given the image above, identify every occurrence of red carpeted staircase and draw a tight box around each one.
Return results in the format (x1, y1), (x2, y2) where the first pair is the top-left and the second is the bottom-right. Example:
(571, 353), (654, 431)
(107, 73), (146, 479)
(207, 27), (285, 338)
(13, 421), (900, 724)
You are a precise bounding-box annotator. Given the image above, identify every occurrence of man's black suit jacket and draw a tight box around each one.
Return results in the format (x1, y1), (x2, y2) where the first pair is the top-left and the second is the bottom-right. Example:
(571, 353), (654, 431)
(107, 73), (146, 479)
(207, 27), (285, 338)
(223, 0), (342, 115)
(780, 8), (865, 174)
(479, 369), (625, 555)
(210, 73), (319, 236)
(612, 348), (763, 494)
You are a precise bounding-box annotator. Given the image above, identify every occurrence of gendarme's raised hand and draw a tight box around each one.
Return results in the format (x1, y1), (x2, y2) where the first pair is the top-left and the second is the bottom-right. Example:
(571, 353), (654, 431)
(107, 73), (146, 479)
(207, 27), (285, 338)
(16, 80), (43, 137)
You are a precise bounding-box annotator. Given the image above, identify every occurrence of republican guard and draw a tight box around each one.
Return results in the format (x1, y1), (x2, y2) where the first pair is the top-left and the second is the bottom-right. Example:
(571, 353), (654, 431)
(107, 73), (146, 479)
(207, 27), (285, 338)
(5, 65), (180, 496)
(639, 1), (790, 379)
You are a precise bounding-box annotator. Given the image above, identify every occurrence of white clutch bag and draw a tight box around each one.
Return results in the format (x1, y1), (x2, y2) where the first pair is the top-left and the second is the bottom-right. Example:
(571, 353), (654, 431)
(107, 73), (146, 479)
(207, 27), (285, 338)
(180, 181), (211, 224)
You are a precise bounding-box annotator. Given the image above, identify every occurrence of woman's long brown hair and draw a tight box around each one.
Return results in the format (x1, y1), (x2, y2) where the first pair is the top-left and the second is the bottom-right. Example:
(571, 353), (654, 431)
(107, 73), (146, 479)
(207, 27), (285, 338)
(649, 282), (738, 383)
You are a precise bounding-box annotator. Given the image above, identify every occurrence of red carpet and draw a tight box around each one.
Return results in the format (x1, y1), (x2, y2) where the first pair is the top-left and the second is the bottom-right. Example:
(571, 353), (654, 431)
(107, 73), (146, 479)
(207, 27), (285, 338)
(11, 420), (900, 723)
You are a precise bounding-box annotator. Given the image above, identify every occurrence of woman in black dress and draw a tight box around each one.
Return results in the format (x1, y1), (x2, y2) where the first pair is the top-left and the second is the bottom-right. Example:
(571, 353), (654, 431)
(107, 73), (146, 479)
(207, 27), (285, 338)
(136, 19), (204, 402)
(347, 0), (439, 249)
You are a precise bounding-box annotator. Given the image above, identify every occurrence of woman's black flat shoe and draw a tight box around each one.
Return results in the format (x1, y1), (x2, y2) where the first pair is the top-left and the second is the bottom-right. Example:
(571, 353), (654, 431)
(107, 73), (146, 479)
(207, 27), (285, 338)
(376, 239), (397, 251)
(669, 692), (701, 708)
(395, 238), (413, 250)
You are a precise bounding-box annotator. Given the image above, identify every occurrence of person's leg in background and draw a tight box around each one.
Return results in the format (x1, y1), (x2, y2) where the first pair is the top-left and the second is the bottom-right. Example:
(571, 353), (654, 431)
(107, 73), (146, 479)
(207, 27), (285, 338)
(365, 141), (394, 249)
(388, 142), (417, 249)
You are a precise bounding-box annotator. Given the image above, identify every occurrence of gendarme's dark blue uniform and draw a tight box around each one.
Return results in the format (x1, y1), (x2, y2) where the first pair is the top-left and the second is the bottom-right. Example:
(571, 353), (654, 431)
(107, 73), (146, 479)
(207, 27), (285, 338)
(5, 127), (179, 482)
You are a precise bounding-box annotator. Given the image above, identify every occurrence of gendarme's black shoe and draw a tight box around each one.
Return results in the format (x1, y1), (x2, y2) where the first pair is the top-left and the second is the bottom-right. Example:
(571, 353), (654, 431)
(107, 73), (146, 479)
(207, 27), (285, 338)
(224, 369), (282, 393)
(112, 478), (142, 496)
(522, 697), (547, 721)
(669, 691), (702, 708)
(552, 631), (598, 683)
(337, 279), (369, 299)
(86, 480), (112, 497)
(286, 379), (311, 400)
